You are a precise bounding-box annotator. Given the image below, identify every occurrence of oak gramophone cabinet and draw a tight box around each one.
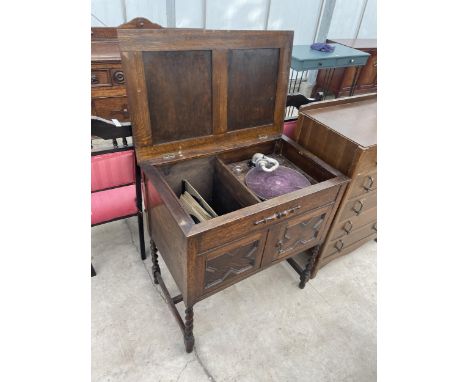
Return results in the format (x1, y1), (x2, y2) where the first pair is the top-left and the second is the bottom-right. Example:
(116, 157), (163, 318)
(118, 28), (349, 352)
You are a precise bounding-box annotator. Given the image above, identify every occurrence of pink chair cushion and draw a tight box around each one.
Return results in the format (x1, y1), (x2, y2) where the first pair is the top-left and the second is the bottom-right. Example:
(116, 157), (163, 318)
(91, 184), (138, 225)
(91, 150), (135, 192)
(283, 120), (297, 139)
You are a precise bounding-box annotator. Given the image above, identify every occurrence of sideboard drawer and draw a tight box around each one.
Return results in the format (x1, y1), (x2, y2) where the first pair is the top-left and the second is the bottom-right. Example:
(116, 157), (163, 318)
(349, 171), (377, 198)
(93, 97), (130, 122)
(331, 207), (376, 240)
(324, 221), (377, 259)
(340, 191), (377, 220)
(91, 69), (111, 87)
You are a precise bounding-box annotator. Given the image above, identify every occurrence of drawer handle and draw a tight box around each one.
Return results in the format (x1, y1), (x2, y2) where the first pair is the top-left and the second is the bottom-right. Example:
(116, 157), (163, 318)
(344, 220), (353, 234)
(111, 107), (129, 116)
(372, 223), (377, 232)
(254, 205), (301, 225)
(113, 70), (125, 84)
(352, 200), (364, 215)
(91, 74), (98, 84)
(318, 62), (323, 66)
(350, 59), (355, 63)
(363, 176), (374, 191)
(335, 240), (344, 252)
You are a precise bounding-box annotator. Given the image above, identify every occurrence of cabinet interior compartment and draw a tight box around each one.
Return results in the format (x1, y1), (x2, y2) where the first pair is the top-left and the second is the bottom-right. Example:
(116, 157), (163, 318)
(217, 138), (336, 188)
(157, 156), (258, 223)
(156, 138), (337, 224)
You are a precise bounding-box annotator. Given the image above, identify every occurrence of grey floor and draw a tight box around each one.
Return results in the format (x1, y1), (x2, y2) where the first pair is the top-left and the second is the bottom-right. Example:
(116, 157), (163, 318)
(92, 218), (376, 382)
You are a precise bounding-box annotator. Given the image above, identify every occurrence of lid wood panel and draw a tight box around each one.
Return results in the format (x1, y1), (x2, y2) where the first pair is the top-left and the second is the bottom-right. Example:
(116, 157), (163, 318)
(118, 29), (293, 162)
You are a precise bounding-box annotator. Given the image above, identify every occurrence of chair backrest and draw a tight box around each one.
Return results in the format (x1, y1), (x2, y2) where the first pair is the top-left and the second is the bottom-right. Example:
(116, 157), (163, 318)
(91, 117), (136, 192)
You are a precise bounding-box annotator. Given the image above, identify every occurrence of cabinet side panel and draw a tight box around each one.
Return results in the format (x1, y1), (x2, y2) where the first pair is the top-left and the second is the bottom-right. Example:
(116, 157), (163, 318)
(145, 178), (188, 297)
(296, 117), (357, 176)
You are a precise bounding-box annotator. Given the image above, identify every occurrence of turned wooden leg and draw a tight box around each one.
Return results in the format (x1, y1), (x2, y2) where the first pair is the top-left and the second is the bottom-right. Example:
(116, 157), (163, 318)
(150, 239), (161, 284)
(184, 307), (195, 353)
(299, 245), (320, 289)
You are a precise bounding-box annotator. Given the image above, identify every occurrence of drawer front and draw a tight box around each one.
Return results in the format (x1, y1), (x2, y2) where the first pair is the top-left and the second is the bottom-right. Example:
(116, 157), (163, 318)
(324, 220), (377, 259)
(331, 207), (376, 240)
(93, 97), (130, 122)
(263, 204), (334, 264)
(336, 56), (368, 67)
(341, 191), (377, 220)
(305, 58), (337, 70)
(197, 183), (343, 253)
(349, 171), (377, 198)
(202, 231), (267, 293)
(91, 69), (111, 87)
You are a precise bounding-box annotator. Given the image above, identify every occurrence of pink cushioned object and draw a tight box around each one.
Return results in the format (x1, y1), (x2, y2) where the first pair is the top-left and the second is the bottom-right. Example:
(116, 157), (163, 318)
(91, 151), (135, 192)
(91, 184), (138, 225)
(283, 120), (297, 139)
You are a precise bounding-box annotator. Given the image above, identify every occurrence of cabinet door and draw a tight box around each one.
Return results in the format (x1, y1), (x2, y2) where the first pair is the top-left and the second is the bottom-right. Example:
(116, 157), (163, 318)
(200, 231), (267, 295)
(262, 205), (332, 265)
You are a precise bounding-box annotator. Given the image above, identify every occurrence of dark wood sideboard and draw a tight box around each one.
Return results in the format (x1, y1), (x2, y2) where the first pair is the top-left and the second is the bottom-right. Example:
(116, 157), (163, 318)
(313, 39), (377, 98)
(294, 94), (377, 273)
(91, 18), (163, 122)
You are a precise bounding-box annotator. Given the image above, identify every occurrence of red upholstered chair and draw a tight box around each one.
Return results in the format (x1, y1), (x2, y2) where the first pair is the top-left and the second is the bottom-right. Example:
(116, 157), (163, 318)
(282, 120), (297, 139)
(91, 117), (146, 276)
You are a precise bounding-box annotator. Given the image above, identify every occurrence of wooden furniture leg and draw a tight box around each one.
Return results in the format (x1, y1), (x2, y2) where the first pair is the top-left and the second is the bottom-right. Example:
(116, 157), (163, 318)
(299, 245), (320, 289)
(150, 239), (161, 284)
(135, 163), (146, 260)
(184, 307), (195, 353)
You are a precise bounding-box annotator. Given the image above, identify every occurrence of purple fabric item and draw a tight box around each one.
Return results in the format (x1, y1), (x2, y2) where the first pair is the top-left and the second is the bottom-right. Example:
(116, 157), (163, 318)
(245, 166), (311, 200)
(310, 43), (335, 53)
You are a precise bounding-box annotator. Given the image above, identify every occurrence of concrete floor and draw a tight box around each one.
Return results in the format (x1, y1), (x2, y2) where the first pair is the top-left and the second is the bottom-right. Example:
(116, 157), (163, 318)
(92, 218), (376, 382)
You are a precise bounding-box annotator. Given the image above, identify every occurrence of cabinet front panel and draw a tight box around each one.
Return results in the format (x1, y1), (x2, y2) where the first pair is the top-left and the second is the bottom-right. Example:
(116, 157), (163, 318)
(197, 184), (341, 253)
(263, 205), (333, 264)
(201, 231), (267, 293)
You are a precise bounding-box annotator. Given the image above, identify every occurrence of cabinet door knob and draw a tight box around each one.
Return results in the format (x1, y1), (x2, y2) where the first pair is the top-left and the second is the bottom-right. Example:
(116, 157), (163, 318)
(363, 176), (374, 191)
(91, 74), (98, 84)
(352, 200), (364, 215)
(344, 220), (353, 234)
(372, 223), (377, 232)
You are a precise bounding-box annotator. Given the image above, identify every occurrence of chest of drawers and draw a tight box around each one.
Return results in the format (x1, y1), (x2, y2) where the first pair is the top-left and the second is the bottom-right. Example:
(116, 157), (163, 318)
(91, 18), (162, 122)
(294, 94), (377, 273)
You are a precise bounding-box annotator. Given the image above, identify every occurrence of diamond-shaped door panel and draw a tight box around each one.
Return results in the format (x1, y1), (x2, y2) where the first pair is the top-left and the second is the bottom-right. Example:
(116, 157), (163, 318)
(262, 205), (333, 265)
(203, 232), (267, 291)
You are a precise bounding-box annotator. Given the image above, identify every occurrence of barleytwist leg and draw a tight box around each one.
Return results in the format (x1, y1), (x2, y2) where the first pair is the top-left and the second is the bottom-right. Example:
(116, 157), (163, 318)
(150, 239), (161, 284)
(299, 245), (320, 289)
(184, 307), (195, 353)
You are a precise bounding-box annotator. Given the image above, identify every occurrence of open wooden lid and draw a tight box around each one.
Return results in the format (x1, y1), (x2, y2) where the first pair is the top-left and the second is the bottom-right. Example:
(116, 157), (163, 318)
(117, 29), (293, 162)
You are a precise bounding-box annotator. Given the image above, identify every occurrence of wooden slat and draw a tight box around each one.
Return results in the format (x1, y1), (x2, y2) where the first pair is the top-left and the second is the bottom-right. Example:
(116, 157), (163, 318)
(119, 51), (152, 147)
(212, 50), (228, 135)
(118, 29), (292, 51)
